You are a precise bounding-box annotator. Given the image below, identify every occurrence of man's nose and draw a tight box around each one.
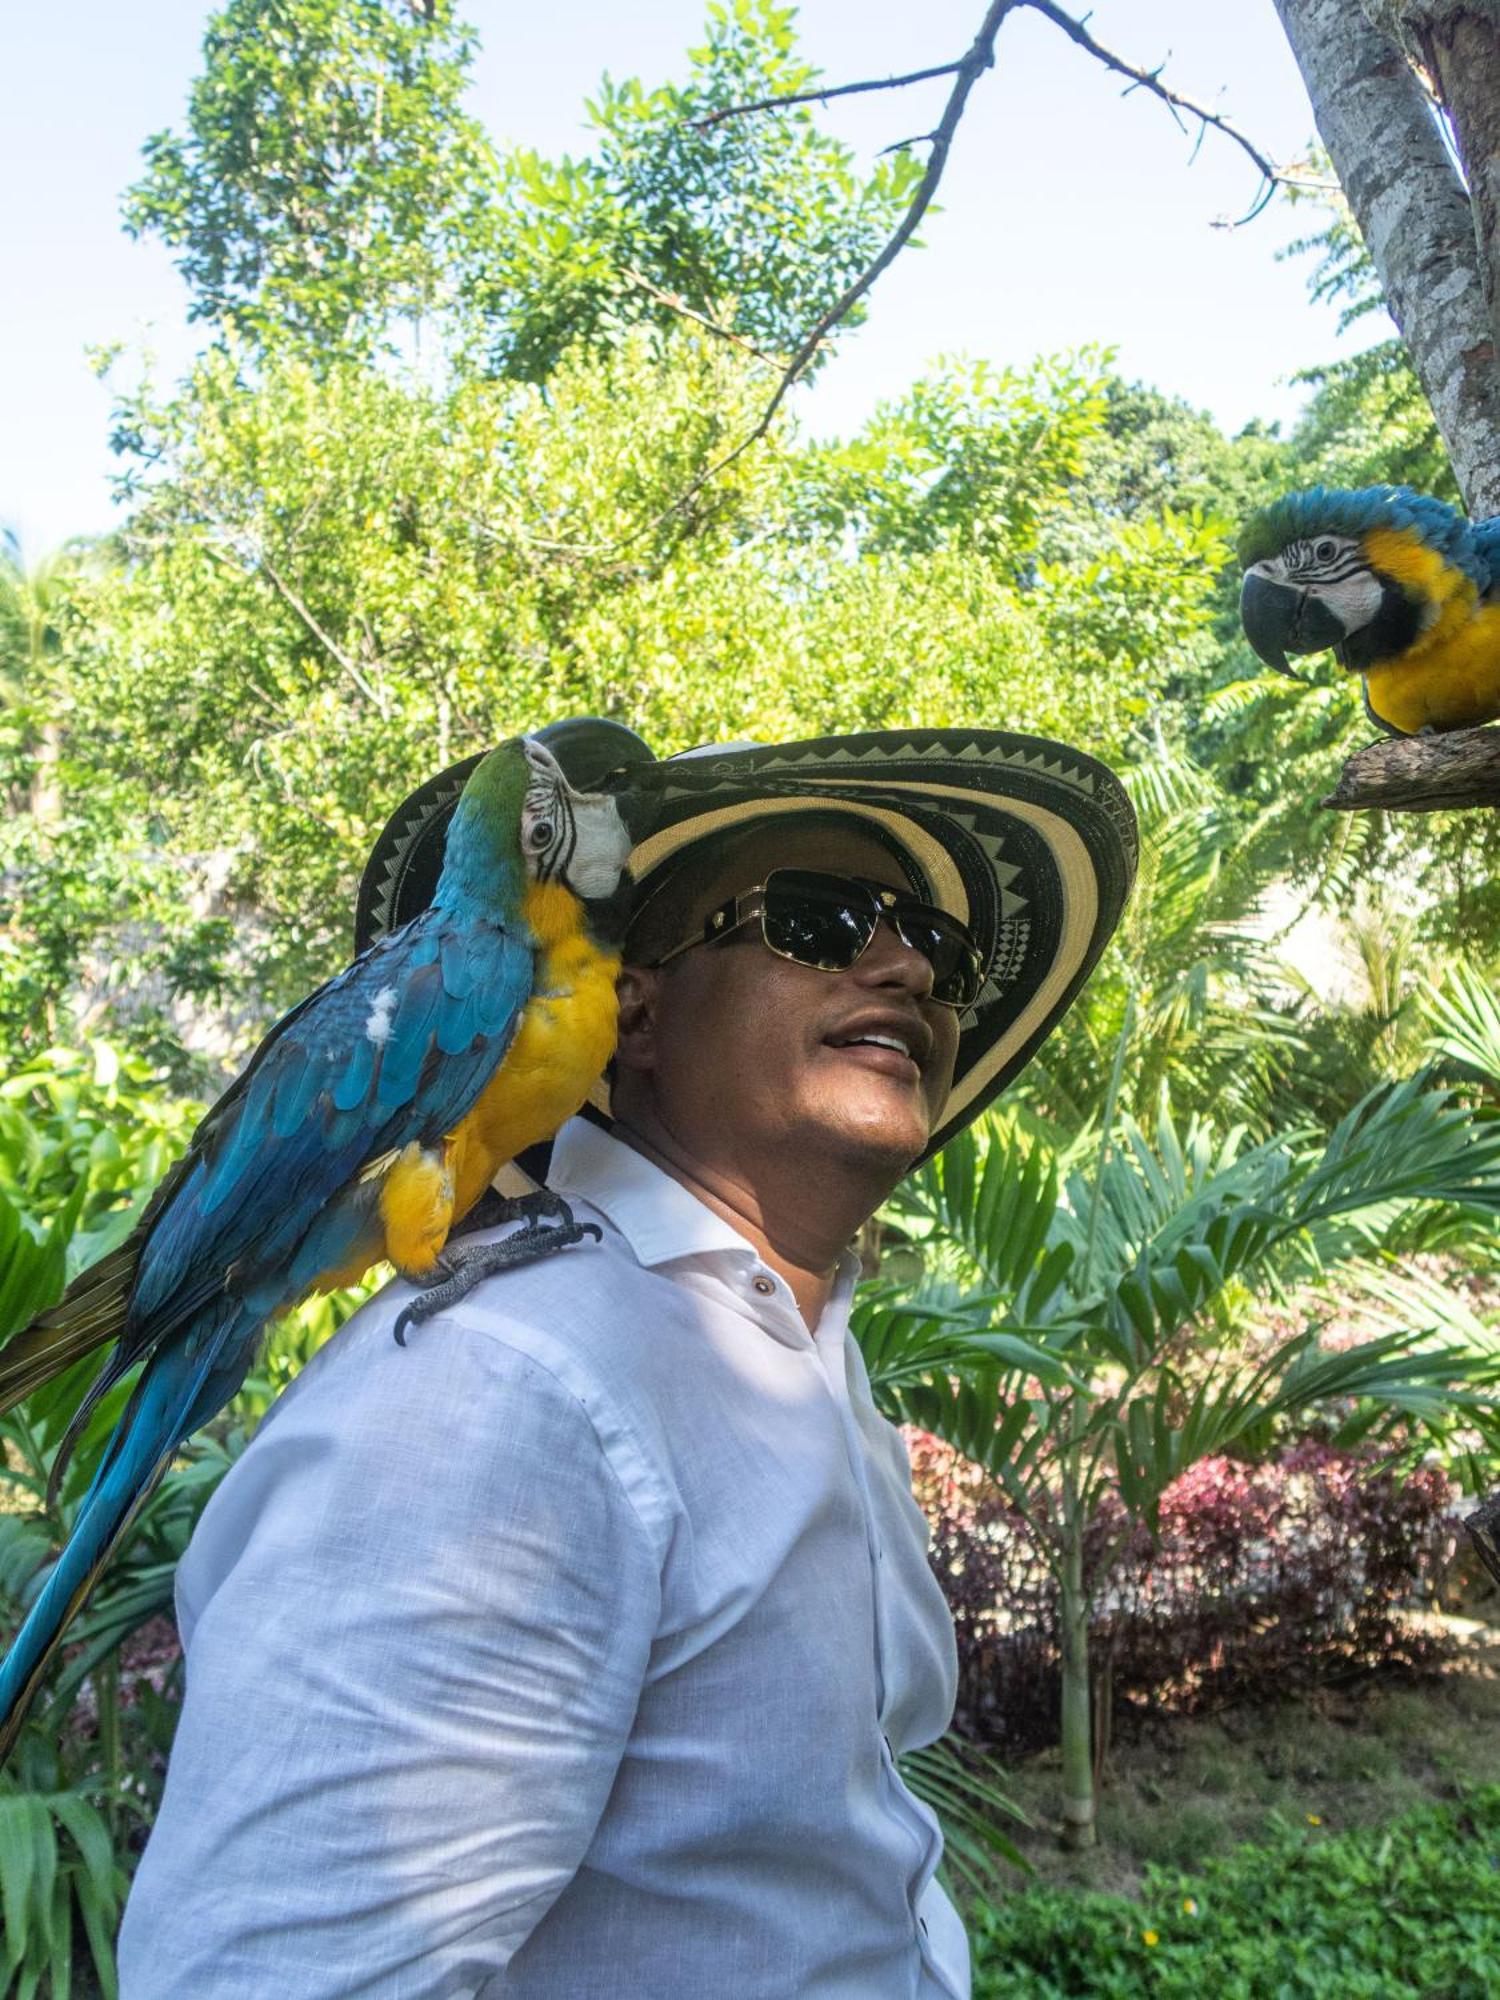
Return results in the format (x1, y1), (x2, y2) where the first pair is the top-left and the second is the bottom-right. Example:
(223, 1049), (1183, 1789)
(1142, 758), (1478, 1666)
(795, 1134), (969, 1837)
(851, 915), (935, 998)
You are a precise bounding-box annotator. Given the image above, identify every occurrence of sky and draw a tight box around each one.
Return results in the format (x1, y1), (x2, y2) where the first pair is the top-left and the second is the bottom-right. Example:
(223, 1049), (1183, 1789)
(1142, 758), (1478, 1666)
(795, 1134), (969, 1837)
(0, 0), (1373, 555)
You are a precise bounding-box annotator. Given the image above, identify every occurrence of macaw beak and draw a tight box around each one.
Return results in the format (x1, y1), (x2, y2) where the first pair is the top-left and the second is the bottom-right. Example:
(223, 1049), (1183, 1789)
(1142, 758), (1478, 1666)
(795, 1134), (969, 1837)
(1239, 570), (1346, 680)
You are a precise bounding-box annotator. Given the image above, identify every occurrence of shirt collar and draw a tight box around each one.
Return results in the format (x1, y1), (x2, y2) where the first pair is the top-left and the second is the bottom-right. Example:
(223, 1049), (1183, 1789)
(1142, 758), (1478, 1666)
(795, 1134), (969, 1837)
(548, 1115), (774, 1269)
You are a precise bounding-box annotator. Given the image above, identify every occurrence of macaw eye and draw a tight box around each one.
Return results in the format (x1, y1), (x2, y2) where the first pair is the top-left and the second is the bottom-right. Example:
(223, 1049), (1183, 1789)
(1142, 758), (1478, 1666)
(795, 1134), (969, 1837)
(1315, 539), (1337, 563)
(528, 820), (555, 851)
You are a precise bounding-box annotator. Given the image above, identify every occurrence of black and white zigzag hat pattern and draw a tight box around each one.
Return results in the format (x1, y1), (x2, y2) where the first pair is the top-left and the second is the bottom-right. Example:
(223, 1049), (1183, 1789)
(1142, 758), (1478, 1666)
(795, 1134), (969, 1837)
(356, 719), (1137, 1159)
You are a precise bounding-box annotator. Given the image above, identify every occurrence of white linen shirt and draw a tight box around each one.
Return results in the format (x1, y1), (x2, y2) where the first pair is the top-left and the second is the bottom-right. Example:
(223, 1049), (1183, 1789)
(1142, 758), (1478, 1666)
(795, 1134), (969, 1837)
(117, 1116), (971, 1999)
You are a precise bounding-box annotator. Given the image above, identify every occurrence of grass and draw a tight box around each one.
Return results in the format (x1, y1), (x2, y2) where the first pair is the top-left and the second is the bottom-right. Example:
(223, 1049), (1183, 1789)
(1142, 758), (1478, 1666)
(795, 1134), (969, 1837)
(987, 1620), (1500, 1899)
(968, 1786), (1500, 1997)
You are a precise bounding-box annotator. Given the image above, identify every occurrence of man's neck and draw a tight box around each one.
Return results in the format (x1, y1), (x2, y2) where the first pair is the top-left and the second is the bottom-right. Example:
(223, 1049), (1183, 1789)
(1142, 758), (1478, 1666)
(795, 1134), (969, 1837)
(611, 1115), (869, 1331)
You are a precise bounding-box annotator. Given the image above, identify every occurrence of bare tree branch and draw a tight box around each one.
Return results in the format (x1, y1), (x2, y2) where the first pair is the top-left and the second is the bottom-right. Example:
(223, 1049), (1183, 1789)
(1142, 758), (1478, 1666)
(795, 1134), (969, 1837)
(530, 0), (1292, 558)
(1322, 726), (1500, 812)
(690, 59), (965, 133)
(221, 537), (390, 717)
(1019, 0), (1289, 224)
(600, 0), (1016, 552)
(618, 266), (787, 367)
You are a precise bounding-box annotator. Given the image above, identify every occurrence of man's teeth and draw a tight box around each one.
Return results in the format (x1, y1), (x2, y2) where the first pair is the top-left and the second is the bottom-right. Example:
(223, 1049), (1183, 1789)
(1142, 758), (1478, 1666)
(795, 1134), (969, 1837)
(839, 1034), (912, 1057)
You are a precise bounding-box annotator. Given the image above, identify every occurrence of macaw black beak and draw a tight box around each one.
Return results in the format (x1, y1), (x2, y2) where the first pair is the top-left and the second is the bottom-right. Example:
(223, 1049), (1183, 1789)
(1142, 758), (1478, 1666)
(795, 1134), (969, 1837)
(1239, 571), (1346, 680)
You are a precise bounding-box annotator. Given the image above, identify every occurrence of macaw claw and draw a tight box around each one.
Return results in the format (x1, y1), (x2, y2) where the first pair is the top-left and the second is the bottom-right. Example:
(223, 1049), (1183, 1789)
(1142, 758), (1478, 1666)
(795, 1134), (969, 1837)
(392, 1191), (602, 1343)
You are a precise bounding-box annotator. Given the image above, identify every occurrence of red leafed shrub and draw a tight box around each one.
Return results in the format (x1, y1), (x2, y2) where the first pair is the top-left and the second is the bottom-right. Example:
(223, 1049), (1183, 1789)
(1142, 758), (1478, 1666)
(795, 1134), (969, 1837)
(909, 1431), (1461, 1756)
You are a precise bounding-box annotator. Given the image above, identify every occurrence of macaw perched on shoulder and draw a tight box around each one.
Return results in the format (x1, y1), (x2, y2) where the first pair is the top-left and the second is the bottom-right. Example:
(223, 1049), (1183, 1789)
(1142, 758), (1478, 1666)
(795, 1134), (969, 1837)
(1238, 483), (1500, 735)
(0, 734), (634, 1760)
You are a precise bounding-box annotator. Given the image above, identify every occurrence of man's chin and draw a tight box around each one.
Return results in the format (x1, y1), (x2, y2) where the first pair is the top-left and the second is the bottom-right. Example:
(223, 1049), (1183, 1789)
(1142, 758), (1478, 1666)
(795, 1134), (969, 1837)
(801, 1092), (934, 1177)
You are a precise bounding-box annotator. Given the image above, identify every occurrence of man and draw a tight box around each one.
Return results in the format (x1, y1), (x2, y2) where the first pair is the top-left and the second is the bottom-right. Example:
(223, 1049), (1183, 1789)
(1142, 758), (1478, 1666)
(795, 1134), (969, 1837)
(118, 724), (1135, 1997)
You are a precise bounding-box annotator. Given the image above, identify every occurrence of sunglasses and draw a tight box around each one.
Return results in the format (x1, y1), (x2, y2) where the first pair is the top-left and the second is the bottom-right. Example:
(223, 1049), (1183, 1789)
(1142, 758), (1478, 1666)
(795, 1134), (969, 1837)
(650, 868), (984, 1010)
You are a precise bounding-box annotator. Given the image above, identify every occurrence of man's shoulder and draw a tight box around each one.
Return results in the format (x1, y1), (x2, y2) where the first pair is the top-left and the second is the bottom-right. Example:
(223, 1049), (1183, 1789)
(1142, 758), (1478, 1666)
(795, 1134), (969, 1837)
(284, 1223), (650, 1414)
(258, 1221), (685, 1495)
(208, 1225), (682, 1573)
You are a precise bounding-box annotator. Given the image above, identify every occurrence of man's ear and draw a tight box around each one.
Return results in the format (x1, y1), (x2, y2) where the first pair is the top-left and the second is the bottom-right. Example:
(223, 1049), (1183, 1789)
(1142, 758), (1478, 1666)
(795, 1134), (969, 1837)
(613, 964), (662, 1076)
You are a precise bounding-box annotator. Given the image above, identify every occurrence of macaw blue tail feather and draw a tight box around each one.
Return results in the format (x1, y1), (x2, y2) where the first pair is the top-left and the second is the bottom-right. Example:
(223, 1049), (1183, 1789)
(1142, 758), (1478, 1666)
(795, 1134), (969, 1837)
(0, 1238), (141, 1417)
(0, 1307), (233, 1765)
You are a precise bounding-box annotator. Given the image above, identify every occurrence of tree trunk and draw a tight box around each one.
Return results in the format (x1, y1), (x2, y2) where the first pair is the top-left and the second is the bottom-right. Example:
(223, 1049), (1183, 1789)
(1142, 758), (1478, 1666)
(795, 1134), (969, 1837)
(29, 716), (62, 832)
(1391, 3), (1500, 403)
(1058, 1534), (1096, 1849)
(1272, 0), (1500, 516)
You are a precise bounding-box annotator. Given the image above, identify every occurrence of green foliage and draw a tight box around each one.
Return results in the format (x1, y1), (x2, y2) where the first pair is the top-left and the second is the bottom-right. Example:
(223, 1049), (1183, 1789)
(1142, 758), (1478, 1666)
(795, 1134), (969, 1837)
(1290, 338), (1455, 499)
(0, 536), (238, 1075)
(0, 1773), (127, 2000)
(0, 1046), (371, 1994)
(875, 1081), (1500, 1502)
(800, 353), (1111, 567)
(1072, 378), (1289, 534)
(970, 1787), (1500, 1996)
(1425, 960), (1500, 1088)
(0, 1070), (189, 2000)
(70, 333), (1223, 1022)
(470, 0), (924, 382)
(861, 1076), (1500, 1842)
(1018, 742), (1312, 1139)
(122, 0), (494, 358)
(0, 1045), (199, 1269)
(900, 1739), (1031, 1898)
(121, 0), (923, 384)
(1279, 173), (1454, 499)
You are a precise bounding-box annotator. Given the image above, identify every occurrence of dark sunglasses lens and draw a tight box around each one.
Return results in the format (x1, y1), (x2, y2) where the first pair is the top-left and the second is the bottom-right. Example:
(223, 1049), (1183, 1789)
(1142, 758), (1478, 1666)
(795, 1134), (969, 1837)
(762, 871), (876, 970)
(895, 913), (982, 1006)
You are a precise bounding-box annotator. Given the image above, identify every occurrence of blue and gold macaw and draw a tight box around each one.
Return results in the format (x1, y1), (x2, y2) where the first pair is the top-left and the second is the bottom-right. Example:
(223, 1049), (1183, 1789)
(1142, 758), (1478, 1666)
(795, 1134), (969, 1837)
(1239, 484), (1500, 735)
(0, 734), (634, 1759)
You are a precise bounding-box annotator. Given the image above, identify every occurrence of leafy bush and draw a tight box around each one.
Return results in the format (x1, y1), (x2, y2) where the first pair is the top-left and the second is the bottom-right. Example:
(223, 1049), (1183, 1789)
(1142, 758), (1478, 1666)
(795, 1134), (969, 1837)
(969, 1786), (1500, 1997)
(0, 1043), (200, 1265)
(914, 1436), (1458, 1758)
(0, 1040), (371, 1995)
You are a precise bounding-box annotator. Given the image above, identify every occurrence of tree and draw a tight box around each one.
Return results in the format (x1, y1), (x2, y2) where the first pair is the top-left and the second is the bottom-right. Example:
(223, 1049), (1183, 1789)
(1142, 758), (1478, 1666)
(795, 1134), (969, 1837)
(78, 335), (1223, 1016)
(1278, 181), (1455, 499)
(0, 532), (85, 830)
(122, 0), (923, 386)
(122, 0), (496, 358)
(467, 0), (925, 384)
(861, 1077), (1500, 1847)
(1270, 0), (1500, 516)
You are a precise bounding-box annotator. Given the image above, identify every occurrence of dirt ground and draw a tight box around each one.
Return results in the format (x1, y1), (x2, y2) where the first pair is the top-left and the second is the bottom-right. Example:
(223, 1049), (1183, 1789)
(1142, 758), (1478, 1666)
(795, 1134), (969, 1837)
(998, 1613), (1500, 1898)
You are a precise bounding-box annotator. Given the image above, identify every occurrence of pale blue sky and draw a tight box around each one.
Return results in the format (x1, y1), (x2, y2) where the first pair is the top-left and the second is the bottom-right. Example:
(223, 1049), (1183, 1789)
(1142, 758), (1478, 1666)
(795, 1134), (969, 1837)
(2, 0), (1365, 554)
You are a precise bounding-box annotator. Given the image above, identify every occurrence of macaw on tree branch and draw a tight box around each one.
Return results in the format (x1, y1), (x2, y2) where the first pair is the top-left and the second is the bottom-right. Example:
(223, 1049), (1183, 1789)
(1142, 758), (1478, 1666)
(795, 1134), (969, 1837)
(1239, 484), (1500, 737)
(0, 735), (634, 1760)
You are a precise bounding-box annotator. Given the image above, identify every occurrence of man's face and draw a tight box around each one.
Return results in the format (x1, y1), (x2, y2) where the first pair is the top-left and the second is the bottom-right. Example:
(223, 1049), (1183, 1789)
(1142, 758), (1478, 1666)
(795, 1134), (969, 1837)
(615, 821), (964, 1187)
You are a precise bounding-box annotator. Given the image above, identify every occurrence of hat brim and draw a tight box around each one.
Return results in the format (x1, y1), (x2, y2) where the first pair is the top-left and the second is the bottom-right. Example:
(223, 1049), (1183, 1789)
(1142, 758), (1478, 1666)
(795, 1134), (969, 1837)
(356, 724), (1137, 1161)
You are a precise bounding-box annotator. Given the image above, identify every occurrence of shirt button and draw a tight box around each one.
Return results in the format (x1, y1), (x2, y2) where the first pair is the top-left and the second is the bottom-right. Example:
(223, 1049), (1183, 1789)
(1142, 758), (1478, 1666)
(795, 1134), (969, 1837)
(751, 1275), (775, 1296)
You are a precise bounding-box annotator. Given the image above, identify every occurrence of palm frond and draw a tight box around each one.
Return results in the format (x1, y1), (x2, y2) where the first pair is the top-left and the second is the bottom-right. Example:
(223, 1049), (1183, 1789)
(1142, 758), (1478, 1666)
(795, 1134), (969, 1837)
(899, 1737), (1031, 1897)
(1424, 963), (1500, 1085)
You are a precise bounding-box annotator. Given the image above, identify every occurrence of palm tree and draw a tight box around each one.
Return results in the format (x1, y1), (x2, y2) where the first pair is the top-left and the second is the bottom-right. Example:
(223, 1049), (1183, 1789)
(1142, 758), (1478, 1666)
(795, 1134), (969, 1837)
(0, 529), (95, 828)
(856, 1074), (1500, 1849)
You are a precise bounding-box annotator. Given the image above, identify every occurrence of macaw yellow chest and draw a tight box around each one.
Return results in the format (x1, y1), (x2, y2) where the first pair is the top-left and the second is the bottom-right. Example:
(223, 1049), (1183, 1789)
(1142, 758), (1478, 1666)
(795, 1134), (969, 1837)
(1365, 604), (1500, 733)
(376, 883), (620, 1277)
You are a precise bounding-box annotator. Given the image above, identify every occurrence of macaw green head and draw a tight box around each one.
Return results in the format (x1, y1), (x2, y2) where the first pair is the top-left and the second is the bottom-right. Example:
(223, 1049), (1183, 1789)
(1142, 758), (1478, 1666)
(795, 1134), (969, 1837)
(437, 736), (633, 919)
(1237, 484), (1486, 678)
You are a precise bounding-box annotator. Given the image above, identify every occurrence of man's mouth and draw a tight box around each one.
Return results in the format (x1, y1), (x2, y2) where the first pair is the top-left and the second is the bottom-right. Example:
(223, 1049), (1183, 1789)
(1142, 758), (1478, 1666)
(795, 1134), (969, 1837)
(823, 1021), (927, 1079)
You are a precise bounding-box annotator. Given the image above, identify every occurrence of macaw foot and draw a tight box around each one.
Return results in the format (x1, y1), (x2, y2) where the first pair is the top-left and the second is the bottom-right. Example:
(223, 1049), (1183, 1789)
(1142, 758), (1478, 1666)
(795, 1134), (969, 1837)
(485, 1188), (579, 1231)
(392, 1195), (602, 1345)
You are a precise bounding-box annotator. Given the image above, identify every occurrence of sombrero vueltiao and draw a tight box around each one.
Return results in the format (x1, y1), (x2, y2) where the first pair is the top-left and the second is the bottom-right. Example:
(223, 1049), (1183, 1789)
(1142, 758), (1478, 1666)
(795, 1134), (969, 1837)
(355, 719), (1138, 1162)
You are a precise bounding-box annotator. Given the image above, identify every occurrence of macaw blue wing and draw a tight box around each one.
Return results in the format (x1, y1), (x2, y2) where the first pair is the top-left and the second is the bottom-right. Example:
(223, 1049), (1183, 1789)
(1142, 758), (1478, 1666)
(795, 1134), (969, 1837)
(70, 908), (533, 1434)
(1472, 514), (1500, 595)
